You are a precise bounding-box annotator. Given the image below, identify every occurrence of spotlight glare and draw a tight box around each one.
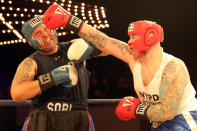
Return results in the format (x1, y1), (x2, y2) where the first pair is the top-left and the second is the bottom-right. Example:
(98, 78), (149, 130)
(81, 3), (85, 6)
(105, 24), (109, 27)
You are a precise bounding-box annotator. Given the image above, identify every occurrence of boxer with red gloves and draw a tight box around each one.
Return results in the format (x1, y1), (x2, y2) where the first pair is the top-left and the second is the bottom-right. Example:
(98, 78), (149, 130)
(42, 4), (197, 131)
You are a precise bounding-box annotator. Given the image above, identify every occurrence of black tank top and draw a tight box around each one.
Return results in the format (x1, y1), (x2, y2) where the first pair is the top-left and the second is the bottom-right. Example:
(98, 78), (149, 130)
(30, 42), (90, 107)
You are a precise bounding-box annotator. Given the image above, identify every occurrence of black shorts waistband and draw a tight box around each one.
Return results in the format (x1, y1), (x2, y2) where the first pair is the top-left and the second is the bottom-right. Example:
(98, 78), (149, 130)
(32, 101), (88, 112)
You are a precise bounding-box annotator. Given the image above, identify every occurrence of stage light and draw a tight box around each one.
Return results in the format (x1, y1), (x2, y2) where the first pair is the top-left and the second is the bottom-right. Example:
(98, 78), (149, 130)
(82, 16), (86, 20)
(91, 20), (95, 24)
(68, 4), (71, 8)
(81, 3), (85, 6)
(20, 14), (24, 17)
(39, 9), (42, 13)
(2, 7), (5, 10)
(89, 17), (93, 20)
(105, 24), (109, 27)
(16, 8), (20, 11)
(0, 0), (110, 45)
(8, 0), (12, 4)
(9, 7), (13, 10)
(67, 8), (71, 11)
(24, 8), (28, 12)
(31, 9), (35, 12)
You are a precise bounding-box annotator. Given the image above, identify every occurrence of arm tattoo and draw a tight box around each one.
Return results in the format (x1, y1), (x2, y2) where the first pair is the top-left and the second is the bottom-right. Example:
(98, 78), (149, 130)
(111, 39), (128, 56)
(79, 24), (108, 48)
(79, 24), (129, 56)
(147, 60), (188, 122)
(14, 57), (35, 82)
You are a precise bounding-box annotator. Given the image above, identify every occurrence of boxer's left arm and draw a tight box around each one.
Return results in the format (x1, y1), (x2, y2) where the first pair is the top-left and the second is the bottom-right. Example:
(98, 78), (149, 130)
(42, 4), (135, 68)
(146, 59), (189, 122)
(70, 38), (109, 57)
(79, 24), (134, 64)
(67, 38), (108, 62)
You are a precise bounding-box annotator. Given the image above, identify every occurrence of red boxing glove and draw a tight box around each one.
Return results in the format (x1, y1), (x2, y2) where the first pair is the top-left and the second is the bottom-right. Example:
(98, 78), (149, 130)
(115, 97), (150, 121)
(42, 4), (83, 33)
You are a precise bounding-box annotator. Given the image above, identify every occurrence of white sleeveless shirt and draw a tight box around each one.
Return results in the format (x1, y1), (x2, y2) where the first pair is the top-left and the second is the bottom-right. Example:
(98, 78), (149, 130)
(132, 52), (197, 116)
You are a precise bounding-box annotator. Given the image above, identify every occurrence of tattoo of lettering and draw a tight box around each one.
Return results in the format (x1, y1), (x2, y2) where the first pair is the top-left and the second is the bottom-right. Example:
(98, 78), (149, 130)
(79, 24), (108, 48)
(14, 57), (34, 82)
(148, 60), (187, 122)
(111, 39), (128, 56)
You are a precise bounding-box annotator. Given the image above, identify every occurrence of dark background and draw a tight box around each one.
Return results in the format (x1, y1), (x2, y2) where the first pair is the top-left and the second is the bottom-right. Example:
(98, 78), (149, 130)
(0, 0), (197, 130)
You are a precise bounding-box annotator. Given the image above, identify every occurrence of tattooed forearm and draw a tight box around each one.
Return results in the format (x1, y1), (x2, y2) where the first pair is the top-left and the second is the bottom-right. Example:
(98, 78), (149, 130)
(79, 24), (108, 48)
(79, 24), (130, 57)
(148, 104), (174, 122)
(147, 59), (188, 122)
(13, 57), (34, 82)
(110, 38), (128, 56)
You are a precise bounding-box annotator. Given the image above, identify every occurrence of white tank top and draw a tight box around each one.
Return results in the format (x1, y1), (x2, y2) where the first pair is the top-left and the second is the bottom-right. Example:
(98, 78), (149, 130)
(133, 52), (197, 115)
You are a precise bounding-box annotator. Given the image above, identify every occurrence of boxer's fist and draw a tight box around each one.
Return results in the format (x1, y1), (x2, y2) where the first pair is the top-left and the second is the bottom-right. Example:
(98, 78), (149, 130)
(38, 63), (78, 92)
(42, 4), (83, 33)
(115, 97), (140, 121)
(67, 38), (96, 61)
(42, 4), (70, 29)
(115, 96), (150, 120)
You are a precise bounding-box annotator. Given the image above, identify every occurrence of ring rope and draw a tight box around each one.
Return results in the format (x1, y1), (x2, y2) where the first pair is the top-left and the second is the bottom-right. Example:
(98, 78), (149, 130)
(0, 99), (121, 106)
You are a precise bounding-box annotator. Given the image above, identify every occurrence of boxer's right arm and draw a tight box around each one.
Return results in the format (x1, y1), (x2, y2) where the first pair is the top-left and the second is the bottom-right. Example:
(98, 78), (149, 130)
(11, 57), (78, 101)
(11, 57), (40, 101)
(42, 4), (136, 68)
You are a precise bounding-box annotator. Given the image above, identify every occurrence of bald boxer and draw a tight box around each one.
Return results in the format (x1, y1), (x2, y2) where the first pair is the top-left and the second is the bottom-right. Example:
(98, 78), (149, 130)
(10, 15), (106, 131)
(42, 4), (197, 131)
